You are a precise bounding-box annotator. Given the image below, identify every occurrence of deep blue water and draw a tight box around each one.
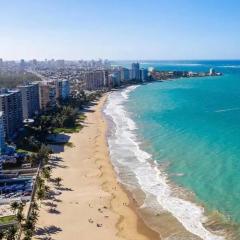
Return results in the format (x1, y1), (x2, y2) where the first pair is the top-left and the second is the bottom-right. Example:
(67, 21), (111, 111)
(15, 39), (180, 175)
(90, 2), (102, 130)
(119, 60), (240, 224)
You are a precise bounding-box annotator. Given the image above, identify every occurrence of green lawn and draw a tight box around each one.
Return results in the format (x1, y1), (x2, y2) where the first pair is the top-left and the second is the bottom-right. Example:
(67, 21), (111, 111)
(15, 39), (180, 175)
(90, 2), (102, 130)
(0, 215), (16, 224)
(16, 148), (34, 154)
(53, 125), (83, 134)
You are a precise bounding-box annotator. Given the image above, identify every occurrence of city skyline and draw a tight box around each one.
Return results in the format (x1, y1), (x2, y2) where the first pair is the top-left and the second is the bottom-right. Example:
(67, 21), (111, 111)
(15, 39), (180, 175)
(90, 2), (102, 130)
(0, 0), (240, 60)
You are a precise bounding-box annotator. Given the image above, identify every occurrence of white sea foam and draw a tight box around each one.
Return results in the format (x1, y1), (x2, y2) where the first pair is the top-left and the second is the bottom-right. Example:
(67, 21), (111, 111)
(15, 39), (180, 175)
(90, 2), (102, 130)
(220, 65), (240, 68)
(104, 86), (224, 240)
(139, 62), (202, 66)
(215, 107), (240, 113)
(173, 63), (203, 66)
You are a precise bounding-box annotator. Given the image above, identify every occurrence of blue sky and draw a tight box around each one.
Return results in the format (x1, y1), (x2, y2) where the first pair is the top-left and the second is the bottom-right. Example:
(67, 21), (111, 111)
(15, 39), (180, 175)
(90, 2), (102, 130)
(0, 0), (239, 60)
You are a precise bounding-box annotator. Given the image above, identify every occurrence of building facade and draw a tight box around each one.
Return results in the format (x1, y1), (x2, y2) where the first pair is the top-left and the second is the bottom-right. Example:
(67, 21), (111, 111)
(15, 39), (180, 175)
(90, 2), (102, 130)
(131, 63), (140, 80)
(39, 82), (57, 110)
(0, 89), (23, 140)
(120, 68), (130, 82)
(0, 112), (5, 153)
(84, 70), (106, 90)
(140, 68), (149, 82)
(19, 83), (40, 120)
(56, 79), (70, 100)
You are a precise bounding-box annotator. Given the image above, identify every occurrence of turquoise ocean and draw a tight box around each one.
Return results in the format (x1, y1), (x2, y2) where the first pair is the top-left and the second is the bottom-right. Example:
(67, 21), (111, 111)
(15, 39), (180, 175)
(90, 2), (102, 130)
(104, 61), (240, 239)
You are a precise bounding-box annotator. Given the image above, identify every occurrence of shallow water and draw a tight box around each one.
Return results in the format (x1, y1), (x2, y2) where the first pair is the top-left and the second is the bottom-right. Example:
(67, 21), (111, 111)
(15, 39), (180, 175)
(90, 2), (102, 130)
(104, 60), (240, 239)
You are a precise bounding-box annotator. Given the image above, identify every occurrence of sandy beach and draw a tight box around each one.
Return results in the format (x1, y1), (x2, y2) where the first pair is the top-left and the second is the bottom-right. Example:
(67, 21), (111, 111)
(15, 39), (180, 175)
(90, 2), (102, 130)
(34, 94), (159, 240)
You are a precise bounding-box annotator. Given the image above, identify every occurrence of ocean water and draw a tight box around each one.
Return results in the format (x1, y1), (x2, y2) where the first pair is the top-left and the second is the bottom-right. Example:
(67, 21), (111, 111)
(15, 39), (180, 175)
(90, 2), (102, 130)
(104, 60), (240, 239)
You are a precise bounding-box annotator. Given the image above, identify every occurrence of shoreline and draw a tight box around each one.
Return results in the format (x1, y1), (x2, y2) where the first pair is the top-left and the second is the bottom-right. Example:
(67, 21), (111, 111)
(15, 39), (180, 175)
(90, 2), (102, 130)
(34, 94), (159, 240)
(104, 86), (228, 240)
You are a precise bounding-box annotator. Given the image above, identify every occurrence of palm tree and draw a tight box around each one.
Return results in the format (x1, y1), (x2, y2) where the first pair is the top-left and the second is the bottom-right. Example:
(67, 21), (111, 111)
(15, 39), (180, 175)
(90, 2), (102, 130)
(41, 166), (52, 181)
(38, 144), (51, 165)
(23, 226), (34, 240)
(44, 185), (51, 198)
(5, 226), (17, 240)
(17, 202), (25, 214)
(31, 201), (39, 211)
(30, 210), (39, 225)
(0, 230), (5, 240)
(55, 177), (62, 187)
(16, 211), (25, 225)
(28, 154), (39, 167)
(36, 176), (45, 190)
(10, 201), (19, 213)
(23, 219), (34, 232)
(37, 188), (45, 202)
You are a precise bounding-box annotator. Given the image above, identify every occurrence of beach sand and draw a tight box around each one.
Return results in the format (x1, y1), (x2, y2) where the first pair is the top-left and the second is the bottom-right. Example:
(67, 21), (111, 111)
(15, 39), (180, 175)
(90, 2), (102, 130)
(34, 94), (159, 240)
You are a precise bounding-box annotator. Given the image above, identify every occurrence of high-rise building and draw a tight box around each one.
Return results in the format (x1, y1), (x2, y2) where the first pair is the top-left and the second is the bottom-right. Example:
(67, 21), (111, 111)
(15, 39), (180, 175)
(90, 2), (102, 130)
(0, 112), (5, 153)
(140, 68), (149, 82)
(131, 63), (140, 80)
(19, 83), (40, 120)
(39, 82), (57, 110)
(0, 89), (23, 140)
(108, 74), (121, 88)
(84, 70), (106, 90)
(56, 80), (70, 100)
(112, 71), (121, 86)
(120, 68), (130, 82)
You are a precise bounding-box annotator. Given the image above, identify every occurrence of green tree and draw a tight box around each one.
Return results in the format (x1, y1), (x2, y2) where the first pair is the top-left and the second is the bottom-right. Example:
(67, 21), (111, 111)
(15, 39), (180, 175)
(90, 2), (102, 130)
(36, 176), (45, 190)
(38, 144), (51, 165)
(37, 188), (45, 202)
(10, 201), (19, 213)
(55, 177), (62, 187)
(41, 166), (52, 180)
(0, 230), (5, 240)
(5, 226), (17, 240)
(31, 201), (39, 211)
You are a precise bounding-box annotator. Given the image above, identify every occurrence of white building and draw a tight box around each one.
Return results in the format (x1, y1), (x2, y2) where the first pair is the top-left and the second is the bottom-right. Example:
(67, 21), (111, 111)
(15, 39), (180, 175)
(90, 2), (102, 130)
(19, 83), (40, 120)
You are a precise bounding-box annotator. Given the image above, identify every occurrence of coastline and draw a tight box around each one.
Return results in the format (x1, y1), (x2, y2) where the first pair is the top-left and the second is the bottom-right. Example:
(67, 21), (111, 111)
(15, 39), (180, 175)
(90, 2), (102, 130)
(34, 94), (159, 240)
(104, 85), (227, 240)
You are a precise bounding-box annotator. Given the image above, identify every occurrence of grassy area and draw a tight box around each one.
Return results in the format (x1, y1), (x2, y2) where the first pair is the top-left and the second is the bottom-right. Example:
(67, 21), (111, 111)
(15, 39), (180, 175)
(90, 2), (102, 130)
(0, 215), (16, 224)
(53, 125), (83, 134)
(16, 149), (34, 154)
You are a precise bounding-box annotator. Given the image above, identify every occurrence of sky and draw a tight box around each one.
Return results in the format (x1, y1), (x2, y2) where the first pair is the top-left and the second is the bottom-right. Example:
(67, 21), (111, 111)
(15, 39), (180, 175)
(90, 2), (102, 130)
(0, 0), (240, 60)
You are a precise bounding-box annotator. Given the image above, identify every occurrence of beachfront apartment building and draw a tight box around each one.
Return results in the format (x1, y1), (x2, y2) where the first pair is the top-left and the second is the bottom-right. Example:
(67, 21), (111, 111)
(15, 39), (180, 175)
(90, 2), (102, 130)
(39, 82), (57, 110)
(84, 70), (107, 90)
(55, 79), (70, 100)
(0, 112), (5, 153)
(120, 68), (130, 82)
(19, 83), (40, 120)
(131, 63), (140, 80)
(0, 89), (23, 140)
(140, 68), (149, 82)
(109, 72), (121, 87)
